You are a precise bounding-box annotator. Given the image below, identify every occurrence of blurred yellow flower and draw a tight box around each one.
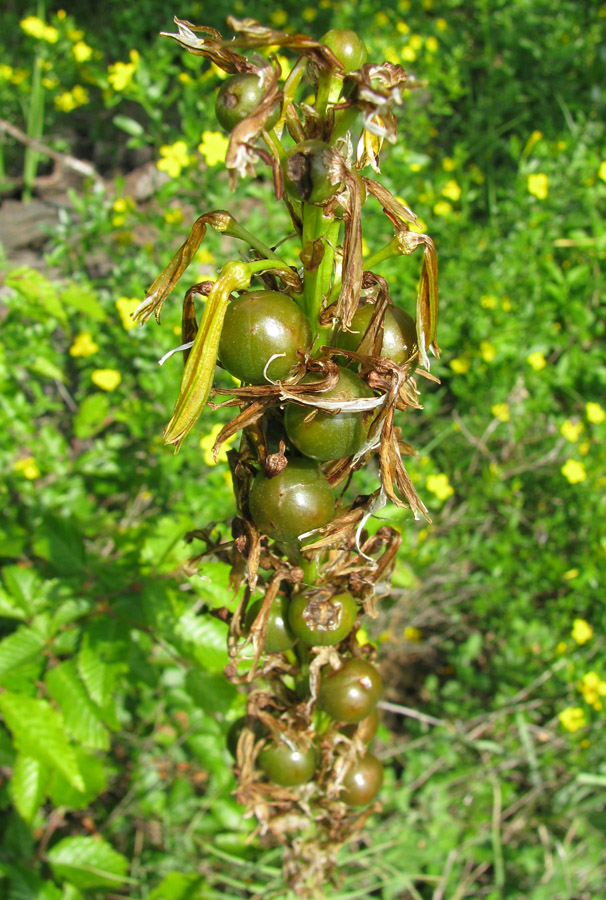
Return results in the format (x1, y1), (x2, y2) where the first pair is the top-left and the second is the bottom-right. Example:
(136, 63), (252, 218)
(396, 21), (410, 34)
(115, 296), (140, 330)
(442, 179), (461, 202)
(356, 627), (372, 646)
(563, 568), (579, 580)
(598, 161), (606, 183)
(178, 72), (192, 84)
(433, 200), (452, 216)
(480, 341), (496, 362)
(276, 54), (293, 79)
(436, 17), (448, 30)
(527, 173), (549, 199)
(403, 625), (422, 642)
(527, 351), (546, 371)
(157, 141), (190, 178)
(401, 46), (417, 62)
(524, 130), (543, 155)
(571, 618), (592, 645)
(164, 208), (184, 224)
(21, 16), (59, 42)
(491, 403), (509, 423)
(559, 707), (586, 732)
(561, 459), (586, 484)
(375, 11), (390, 25)
(426, 473), (454, 501)
(0, 64), (14, 80)
(108, 51), (139, 91)
(409, 34), (423, 50)
(480, 294), (498, 309)
(200, 423), (237, 465)
(198, 131), (229, 167)
(197, 248), (216, 265)
(450, 356), (470, 374)
(560, 419), (583, 442)
(54, 86), (90, 112)
(426, 36), (439, 52)
(302, 7), (317, 21)
(70, 332), (98, 357)
(555, 641), (567, 654)
(270, 9), (288, 26)
(14, 457), (41, 480)
(92, 369), (122, 391)
(586, 401), (605, 424)
(73, 40), (93, 62)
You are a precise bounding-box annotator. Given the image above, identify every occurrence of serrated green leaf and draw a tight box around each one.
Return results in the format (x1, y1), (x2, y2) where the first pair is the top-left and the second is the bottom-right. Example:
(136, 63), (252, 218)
(31, 517), (86, 576)
(44, 662), (110, 750)
(10, 754), (49, 824)
(77, 633), (121, 714)
(0, 626), (46, 684)
(46, 837), (131, 891)
(48, 748), (106, 810)
(73, 394), (111, 439)
(0, 587), (28, 620)
(60, 284), (107, 322)
(1, 567), (41, 616)
(176, 612), (228, 673)
(0, 692), (84, 792)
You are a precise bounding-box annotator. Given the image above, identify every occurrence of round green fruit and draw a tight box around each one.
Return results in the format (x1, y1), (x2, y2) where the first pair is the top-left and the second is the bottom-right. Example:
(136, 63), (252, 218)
(340, 752), (383, 806)
(318, 658), (382, 723)
(321, 29), (368, 74)
(248, 458), (335, 543)
(258, 740), (317, 787)
(215, 73), (280, 132)
(244, 595), (295, 653)
(218, 290), (312, 384)
(282, 140), (340, 205)
(288, 591), (358, 647)
(284, 366), (374, 461)
(335, 305), (417, 366)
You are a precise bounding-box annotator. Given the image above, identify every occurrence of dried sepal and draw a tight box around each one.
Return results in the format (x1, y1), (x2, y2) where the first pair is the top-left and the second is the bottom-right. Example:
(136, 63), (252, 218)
(161, 18), (254, 72)
(348, 62), (419, 145)
(225, 64), (284, 184)
(394, 228), (440, 366)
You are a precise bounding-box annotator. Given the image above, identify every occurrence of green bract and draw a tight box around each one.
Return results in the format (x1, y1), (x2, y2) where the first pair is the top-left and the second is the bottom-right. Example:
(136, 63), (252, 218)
(218, 290), (312, 384)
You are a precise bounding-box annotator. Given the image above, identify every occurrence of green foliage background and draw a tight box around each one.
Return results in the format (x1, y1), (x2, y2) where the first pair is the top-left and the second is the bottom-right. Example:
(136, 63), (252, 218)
(0, 0), (605, 897)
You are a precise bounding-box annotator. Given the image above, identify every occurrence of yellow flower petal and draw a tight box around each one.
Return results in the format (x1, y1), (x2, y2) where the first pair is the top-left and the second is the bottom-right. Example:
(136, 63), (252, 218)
(70, 332), (99, 358)
(197, 131), (229, 167)
(115, 296), (140, 331)
(527, 173), (549, 199)
(561, 459), (586, 484)
(586, 401), (605, 424)
(91, 369), (122, 391)
(560, 419), (583, 442)
(527, 351), (546, 371)
(426, 473), (454, 501)
(571, 618), (592, 645)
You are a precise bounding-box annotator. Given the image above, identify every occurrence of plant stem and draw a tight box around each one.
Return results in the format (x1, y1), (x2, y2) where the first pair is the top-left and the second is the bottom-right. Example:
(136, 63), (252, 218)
(23, 40), (46, 202)
(223, 219), (286, 263)
(301, 204), (341, 345)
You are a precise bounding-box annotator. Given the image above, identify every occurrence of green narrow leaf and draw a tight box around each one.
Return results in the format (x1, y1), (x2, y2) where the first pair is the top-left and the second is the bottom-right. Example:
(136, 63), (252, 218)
(10, 754), (49, 824)
(44, 662), (110, 750)
(28, 356), (66, 383)
(60, 284), (107, 322)
(112, 114), (145, 137)
(46, 836), (131, 891)
(0, 626), (46, 684)
(0, 692), (84, 792)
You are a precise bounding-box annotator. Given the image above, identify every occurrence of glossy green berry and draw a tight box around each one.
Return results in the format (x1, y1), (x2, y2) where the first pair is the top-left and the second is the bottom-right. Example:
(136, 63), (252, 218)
(284, 366), (375, 461)
(343, 709), (379, 743)
(321, 29), (368, 74)
(318, 658), (382, 723)
(215, 73), (280, 132)
(282, 140), (341, 205)
(335, 304), (417, 366)
(226, 715), (266, 759)
(288, 591), (358, 647)
(248, 458), (335, 543)
(339, 752), (383, 806)
(219, 291), (312, 384)
(244, 595), (295, 653)
(258, 740), (317, 787)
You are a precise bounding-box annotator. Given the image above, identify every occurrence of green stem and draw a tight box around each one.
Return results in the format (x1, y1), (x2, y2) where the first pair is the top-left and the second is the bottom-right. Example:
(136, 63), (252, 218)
(23, 16), (46, 202)
(223, 219), (286, 263)
(330, 105), (359, 145)
(301, 205), (341, 345)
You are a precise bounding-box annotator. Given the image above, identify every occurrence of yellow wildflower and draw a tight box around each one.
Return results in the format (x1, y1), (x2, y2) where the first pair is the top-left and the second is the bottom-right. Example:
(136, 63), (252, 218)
(560, 419), (583, 442)
(563, 569), (579, 580)
(91, 369), (122, 391)
(586, 401), (605, 424)
(571, 618), (592, 645)
(199, 423), (238, 465)
(559, 707), (586, 732)
(598, 161), (606, 183)
(491, 403), (509, 423)
(375, 11), (390, 25)
(527, 351), (546, 371)
(157, 141), (190, 179)
(20, 16), (59, 43)
(270, 9), (288, 26)
(70, 332), (98, 358)
(403, 626), (422, 643)
(441, 179), (461, 202)
(480, 341), (496, 363)
(67, 28), (84, 41)
(164, 208), (184, 225)
(442, 157), (455, 171)
(302, 7), (317, 22)
(14, 457), (41, 480)
(426, 36), (439, 53)
(480, 294), (498, 309)
(436, 17), (448, 30)
(0, 65), (13, 80)
(197, 248), (216, 265)
(555, 641), (567, 654)
(396, 21), (410, 34)
(527, 173), (549, 199)
(401, 46), (417, 62)
(178, 72), (192, 84)
(73, 40), (93, 62)
(198, 131), (229, 167)
(42, 76), (59, 90)
(115, 296), (140, 331)
(426, 473), (454, 501)
(450, 356), (470, 374)
(108, 50), (139, 92)
(433, 200), (453, 216)
(561, 459), (586, 484)
(356, 627), (373, 647)
(55, 92), (78, 113)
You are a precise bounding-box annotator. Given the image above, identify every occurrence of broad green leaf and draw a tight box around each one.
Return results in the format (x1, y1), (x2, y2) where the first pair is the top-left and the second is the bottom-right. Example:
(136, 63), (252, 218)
(0, 727), (16, 767)
(77, 632), (123, 716)
(185, 670), (237, 715)
(44, 661), (110, 750)
(5, 267), (68, 328)
(60, 284), (107, 322)
(175, 611), (228, 672)
(31, 517), (86, 576)
(46, 837), (130, 891)
(0, 587), (28, 620)
(0, 692), (84, 792)
(0, 625), (46, 684)
(149, 872), (208, 900)
(10, 754), (49, 824)
(48, 748), (106, 810)
(2, 863), (62, 900)
(73, 394), (111, 439)
(28, 357), (66, 383)
(1, 566), (42, 616)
